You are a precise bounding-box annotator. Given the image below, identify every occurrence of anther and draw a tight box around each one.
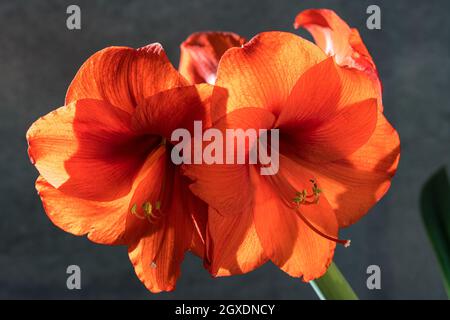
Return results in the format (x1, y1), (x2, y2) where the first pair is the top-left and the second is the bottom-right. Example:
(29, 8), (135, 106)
(293, 190), (307, 204)
(291, 180), (322, 205)
(130, 203), (145, 219)
(143, 201), (153, 216)
(130, 200), (163, 222)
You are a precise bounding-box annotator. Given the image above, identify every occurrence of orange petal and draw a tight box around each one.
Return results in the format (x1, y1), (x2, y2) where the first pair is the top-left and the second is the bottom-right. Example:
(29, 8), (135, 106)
(295, 113), (400, 227)
(251, 160), (337, 281)
(206, 206), (267, 276)
(212, 31), (326, 121)
(66, 44), (188, 114)
(27, 99), (158, 202)
(36, 176), (130, 245)
(294, 9), (382, 108)
(282, 98), (378, 163)
(179, 31), (246, 84)
(128, 173), (194, 293)
(35, 146), (167, 245)
(132, 84), (214, 139)
(276, 57), (377, 129)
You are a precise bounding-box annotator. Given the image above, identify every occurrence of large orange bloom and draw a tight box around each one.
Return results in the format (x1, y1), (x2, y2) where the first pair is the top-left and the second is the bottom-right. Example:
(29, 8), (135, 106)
(183, 31), (400, 281)
(26, 44), (215, 292)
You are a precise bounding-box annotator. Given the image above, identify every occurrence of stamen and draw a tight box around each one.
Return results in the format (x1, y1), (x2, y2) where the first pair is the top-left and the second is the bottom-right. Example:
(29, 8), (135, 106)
(130, 203), (145, 219)
(292, 180), (322, 205)
(293, 190), (307, 204)
(130, 200), (163, 222)
(143, 201), (153, 216)
(143, 200), (163, 222)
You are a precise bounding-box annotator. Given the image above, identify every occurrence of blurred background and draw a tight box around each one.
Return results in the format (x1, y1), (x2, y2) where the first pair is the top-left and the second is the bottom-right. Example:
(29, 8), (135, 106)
(0, 0), (449, 299)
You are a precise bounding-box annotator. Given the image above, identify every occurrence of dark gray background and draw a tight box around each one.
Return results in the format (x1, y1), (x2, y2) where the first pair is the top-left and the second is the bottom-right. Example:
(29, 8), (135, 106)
(1, 0), (449, 299)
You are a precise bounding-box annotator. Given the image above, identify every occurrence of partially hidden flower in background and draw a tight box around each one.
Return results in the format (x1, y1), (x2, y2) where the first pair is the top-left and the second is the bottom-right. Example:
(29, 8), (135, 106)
(294, 8), (382, 105)
(184, 30), (400, 281)
(179, 31), (246, 84)
(26, 44), (216, 292)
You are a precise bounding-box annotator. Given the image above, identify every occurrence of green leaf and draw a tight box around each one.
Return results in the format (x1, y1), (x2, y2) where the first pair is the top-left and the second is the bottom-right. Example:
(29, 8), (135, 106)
(309, 262), (358, 300)
(420, 166), (450, 298)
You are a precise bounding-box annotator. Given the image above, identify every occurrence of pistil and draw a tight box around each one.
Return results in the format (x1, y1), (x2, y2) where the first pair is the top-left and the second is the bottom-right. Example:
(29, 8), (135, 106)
(270, 174), (351, 247)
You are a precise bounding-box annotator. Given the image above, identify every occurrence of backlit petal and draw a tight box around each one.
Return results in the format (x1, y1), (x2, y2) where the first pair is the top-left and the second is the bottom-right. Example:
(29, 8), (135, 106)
(27, 99), (158, 201)
(66, 44), (188, 113)
(213, 31), (326, 120)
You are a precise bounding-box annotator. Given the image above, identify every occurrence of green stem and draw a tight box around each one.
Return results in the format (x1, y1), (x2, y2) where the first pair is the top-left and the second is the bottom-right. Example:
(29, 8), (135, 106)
(309, 262), (358, 300)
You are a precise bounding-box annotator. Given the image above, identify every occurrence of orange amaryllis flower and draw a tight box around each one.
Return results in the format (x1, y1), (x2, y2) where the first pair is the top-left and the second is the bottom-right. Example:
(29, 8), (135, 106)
(183, 31), (400, 281)
(294, 8), (382, 105)
(26, 44), (213, 292)
(179, 31), (246, 84)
